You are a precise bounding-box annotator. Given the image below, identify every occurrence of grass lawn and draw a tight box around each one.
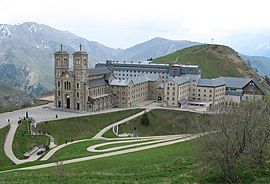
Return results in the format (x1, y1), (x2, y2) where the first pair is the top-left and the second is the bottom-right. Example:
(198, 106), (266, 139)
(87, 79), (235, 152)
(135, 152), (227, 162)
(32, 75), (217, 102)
(48, 140), (107, 162)
(116, 109), (204, 137)
(13, 119), (49, 159)
(36, 109), (144, 145)
(0, 126), (14, 168)
(1, 139), (269, 183)
(49, 139), (152, 162)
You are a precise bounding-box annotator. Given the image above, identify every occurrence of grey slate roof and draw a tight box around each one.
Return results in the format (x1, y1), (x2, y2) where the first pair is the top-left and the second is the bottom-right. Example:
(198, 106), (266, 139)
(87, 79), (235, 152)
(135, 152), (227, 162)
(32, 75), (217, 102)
(88, 78), (108, 88)
(88, 67), (112, 76)
(157, 83), (164, 89)
(109, 74), (153, 86)
(219, 77), (252, 89)
(144, 74), (160, 82)
(197, 78), (226, 87)
(171, 76), (189, 85)
(109, 79), (130, 86)
(132, 75), (149, 85)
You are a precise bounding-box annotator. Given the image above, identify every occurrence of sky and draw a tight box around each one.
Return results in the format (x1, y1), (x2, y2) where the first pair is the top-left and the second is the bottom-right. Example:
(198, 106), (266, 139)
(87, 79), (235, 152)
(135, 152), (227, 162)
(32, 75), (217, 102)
(1, 0), (270, 49)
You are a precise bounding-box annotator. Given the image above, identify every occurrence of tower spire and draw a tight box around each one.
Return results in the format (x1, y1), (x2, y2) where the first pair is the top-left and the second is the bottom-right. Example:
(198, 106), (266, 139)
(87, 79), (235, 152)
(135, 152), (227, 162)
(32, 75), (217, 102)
(79, 44), (82, 51)
(60, 44), (63, 51)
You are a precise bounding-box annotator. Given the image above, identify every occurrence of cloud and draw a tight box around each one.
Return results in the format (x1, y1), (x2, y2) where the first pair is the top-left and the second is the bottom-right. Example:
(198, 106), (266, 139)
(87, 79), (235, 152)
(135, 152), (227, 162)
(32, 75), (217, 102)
(1, 0), (270, 48)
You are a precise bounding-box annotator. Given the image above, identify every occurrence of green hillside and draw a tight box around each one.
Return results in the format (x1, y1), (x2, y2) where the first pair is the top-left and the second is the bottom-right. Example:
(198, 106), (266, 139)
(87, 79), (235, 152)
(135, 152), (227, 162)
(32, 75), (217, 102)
(0, 80), (21, 95)
(154, 44), (258, 78)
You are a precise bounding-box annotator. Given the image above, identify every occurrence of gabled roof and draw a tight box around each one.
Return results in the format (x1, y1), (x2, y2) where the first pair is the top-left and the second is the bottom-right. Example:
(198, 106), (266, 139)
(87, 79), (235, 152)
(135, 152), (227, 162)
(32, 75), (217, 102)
(197, 78), (226, 87)
(109, 79), (131, 86)
(88, 67), (112, 76)
(157, 83), (164, 89)
(219, 77), (252, 89)
(88, 78), (108, 88)
(170, 76), (189, 85)
(144, 74), (161, 82)
(132, 75), (149, 85)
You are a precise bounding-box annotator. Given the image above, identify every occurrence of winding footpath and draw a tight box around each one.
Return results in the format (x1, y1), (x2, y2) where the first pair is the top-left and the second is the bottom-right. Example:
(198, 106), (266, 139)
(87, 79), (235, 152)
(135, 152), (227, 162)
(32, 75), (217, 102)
(0, 134), (201, 174)
(0, 103), (206, 173)
(1, 103), (143, 165)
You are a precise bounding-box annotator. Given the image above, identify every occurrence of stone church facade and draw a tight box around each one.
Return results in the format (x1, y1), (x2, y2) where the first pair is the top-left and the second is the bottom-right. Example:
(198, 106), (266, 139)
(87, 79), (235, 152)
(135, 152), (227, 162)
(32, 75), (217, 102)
(54, 46), (114, 111)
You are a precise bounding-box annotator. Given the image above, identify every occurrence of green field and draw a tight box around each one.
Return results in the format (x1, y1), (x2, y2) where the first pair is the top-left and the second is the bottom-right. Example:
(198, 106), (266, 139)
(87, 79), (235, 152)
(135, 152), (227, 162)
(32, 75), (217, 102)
(0, 126), (14, 168)
(115, 109), (204, 137)
(48, 140), (106, 162)
(154, 44), (255, 79)
(1, 139), (269, 183)
(36, 109), (144, 145)
(13, 119), (49, 159)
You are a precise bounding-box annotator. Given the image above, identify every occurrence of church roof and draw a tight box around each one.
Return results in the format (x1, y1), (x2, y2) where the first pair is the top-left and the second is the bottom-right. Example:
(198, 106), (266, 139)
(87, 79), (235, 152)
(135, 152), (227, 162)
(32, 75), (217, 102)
(88, 78), (108, 88)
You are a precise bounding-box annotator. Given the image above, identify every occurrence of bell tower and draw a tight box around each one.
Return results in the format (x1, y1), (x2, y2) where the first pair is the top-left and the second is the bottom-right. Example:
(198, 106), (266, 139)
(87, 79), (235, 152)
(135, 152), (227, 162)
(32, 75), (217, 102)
(54, 44), (69, 78)
(54, 44), (69, 108)
(73, 45), (88, 111)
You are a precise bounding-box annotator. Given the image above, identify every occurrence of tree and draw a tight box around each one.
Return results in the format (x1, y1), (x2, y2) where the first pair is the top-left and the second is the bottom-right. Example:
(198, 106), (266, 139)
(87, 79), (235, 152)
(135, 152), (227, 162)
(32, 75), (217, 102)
(197, 99), (270, 182)
(140, 112), (150, 127)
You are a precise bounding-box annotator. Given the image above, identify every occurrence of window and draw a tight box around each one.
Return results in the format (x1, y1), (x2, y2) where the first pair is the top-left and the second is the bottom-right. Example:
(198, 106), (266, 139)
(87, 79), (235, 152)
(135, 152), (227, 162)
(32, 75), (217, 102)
(77, 92), (80, 98)
(58, 81), (60, 88)
(57, 90), (60, 96)
(77, 83), (79, 89)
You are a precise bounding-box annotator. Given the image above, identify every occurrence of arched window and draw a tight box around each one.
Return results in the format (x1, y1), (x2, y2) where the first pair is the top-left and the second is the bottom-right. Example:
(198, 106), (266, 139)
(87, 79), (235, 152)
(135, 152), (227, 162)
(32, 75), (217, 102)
(77, 92), (80, 98)
(77, 83), (79, 89)
(58, 81), (60, 88)
(58, 90), (60, 96)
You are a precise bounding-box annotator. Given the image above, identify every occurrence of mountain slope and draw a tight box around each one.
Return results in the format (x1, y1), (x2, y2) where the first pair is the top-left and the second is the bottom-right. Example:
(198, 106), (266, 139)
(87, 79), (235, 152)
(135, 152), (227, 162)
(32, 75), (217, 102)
(0, 22), (120, 95)
(240, 54), (270, 77)
(115, 37), (202, 61)
(154, 44), (259, 79)
(0, 22), (202, 95)
(0, 80), (32, 112)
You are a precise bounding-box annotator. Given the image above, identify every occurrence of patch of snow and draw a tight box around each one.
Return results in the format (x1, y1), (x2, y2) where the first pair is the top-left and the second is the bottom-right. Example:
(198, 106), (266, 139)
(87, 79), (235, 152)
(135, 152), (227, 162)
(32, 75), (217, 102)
(0, 25), (11, 40)
(36, 45), (40, 48)
(29, 25), (37, 33)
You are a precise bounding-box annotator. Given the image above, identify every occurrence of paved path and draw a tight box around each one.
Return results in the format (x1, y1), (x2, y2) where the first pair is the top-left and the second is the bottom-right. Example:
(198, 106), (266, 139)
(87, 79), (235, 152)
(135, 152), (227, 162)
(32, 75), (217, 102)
(0, 103), (144, 129)
(0, 134), (201, 174)
(1, 102), (205, 166)
(92, 109), (151, 139)
(1, 103), (143, 165)
(4, 122), (42, 164)
(88, 135), (190, 153)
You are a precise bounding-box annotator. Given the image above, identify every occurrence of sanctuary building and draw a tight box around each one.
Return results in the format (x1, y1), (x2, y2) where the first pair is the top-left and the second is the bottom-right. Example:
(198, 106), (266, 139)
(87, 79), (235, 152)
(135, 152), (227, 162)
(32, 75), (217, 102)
(54, 46), (266, 112)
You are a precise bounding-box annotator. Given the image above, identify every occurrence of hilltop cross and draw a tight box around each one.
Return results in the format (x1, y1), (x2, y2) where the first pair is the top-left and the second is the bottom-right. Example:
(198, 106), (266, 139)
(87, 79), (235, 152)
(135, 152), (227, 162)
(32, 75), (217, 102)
(79, 44), (82, 51)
